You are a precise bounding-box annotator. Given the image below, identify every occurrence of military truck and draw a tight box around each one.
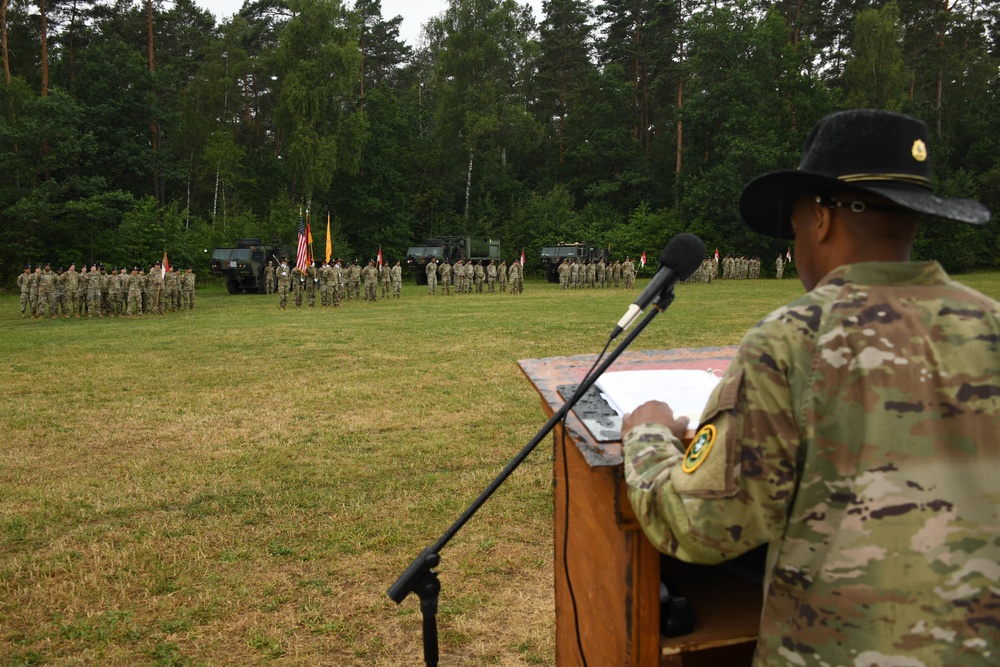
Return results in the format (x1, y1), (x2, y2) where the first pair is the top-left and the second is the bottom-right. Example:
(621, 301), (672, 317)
(405, 236), (501, 284)
(209, 237), (291, 294)
(540, 243), (609, 283)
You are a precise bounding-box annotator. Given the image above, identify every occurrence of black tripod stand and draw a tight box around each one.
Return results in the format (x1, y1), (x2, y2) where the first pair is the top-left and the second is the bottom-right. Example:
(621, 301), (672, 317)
(388, 289), (676, 666)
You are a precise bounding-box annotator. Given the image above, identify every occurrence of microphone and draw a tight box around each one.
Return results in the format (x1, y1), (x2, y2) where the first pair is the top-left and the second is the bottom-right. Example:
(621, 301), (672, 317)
(612, 233), (705, 338)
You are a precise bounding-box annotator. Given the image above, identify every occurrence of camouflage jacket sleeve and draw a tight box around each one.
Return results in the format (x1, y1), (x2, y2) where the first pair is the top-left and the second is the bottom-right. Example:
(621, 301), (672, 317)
(623, 315), (804, 563)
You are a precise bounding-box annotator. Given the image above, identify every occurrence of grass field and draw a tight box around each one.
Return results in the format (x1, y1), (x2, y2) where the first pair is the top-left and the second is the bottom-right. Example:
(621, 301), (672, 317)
(3, 272), (999, 666)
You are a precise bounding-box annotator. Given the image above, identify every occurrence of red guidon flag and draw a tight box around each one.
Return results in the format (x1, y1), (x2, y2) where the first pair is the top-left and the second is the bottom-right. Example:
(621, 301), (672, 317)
(520, 249), (525, 267)
(377, 247), (383, 268)
(162, 251), (170, 279)
(640, 251), (647, 268)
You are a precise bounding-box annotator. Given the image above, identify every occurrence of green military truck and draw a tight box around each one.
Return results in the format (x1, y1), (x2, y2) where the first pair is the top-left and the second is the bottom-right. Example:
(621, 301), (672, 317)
(405, 236), (501, 285)
(209, 237), (291, 294)
(540, 243), (609, 283)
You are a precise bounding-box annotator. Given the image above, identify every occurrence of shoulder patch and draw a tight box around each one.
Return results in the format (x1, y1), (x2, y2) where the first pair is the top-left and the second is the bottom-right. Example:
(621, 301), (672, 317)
(682, 425), (717, 474)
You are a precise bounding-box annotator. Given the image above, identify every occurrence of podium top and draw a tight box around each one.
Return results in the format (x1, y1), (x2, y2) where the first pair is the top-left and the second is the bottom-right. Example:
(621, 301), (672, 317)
(518, 347), (738, 468)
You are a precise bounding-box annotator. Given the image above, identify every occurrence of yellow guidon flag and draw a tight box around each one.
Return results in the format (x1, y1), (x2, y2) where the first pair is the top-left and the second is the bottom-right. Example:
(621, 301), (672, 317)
(326, 212), (332, 263)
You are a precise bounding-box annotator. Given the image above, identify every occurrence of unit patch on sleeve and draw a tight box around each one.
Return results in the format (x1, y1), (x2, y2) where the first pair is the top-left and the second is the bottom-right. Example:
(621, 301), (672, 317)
(682, 424), (717, 474)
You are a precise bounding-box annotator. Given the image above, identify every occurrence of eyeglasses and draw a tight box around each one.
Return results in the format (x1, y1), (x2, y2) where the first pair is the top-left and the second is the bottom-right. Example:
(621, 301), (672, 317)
(814, 195), (902, 214)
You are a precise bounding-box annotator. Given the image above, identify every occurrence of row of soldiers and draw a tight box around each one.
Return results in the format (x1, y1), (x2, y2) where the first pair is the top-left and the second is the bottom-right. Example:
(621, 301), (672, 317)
(267, 258), (405, 309)
(720, 256), (763, 280)
(424, 259), (523, 295)
(556, 258), (638, 289)
(17, 262), (196, 318)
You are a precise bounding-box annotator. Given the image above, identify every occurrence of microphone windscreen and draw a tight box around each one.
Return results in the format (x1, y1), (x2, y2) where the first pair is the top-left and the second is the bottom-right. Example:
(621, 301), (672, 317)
(659, 233), (705, 280)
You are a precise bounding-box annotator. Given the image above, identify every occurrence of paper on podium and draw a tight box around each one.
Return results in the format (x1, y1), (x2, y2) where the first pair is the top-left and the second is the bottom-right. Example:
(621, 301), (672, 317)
(594, 369), (722, 425)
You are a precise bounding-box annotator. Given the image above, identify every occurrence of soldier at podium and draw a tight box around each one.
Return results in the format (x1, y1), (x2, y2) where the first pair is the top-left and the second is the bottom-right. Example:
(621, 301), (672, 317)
(621, 110), (999, 666)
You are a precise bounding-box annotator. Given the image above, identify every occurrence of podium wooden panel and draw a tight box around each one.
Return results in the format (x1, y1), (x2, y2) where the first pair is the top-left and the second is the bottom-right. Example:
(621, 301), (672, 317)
(519, 348), (762, 667)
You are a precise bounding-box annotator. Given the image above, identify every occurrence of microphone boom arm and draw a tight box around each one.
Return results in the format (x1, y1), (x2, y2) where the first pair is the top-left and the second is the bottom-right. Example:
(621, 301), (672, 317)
(388, 285), (677, 666)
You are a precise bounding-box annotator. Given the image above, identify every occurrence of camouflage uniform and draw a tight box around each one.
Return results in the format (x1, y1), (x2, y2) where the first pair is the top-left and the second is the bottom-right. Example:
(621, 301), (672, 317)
(474, 261), (485, 293)
(29, 267), (42, 317)
(390, 262), (402, 298)
(17, 268), (31, 316)
(86, 267), (102, 317)
(265, 262), (277, 294)
(292, 266), (306, 307)
(107, 269), (122, 316)
(380, 263), (391, 298)
(305, 263), (319, 306)
(127, 268), (144, 316)
(332, 261), (344, 306)
(507, 261), (522, 295)
(319, 262), (331, 306)
(498, 261), (507, 292)
(363, 261), (378, 302)
(558, 259), (570, 289)
(64, 266), (81, 316)
(276, 262), (292, 309)
(438, 261), (452, 296)
(425, 259), (437, 295)
(465, 261), (475, 293)
(348, 261), (361, 300)
(624, 261), (1000, 667)
(775, 256), (784, 279)
(181, 268), (196, 310)
(487, 261), (497, 292)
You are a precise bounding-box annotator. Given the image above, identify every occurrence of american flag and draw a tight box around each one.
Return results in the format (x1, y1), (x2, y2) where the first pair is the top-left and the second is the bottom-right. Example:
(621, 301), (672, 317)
(296, 209), (310, 272)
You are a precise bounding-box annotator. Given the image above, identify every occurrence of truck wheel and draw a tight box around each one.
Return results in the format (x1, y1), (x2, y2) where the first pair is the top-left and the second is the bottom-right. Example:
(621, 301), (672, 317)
(226, 279), (241, 294)
(254, 271), (266, 294)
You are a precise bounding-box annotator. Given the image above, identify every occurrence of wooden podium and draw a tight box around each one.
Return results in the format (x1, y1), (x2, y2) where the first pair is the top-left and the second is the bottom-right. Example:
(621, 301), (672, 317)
(519, 347), (763, 667)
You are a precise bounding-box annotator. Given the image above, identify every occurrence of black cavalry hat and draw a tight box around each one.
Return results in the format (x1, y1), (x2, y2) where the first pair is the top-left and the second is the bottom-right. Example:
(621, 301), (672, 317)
(739, 109), (991, 240)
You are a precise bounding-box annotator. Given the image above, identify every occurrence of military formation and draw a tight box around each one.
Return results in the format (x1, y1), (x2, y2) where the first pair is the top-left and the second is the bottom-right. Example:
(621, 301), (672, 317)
(554, 257), (640, 289)
(719, 255), (762, 279)
(17, 261), (195, 319)
(264, 257), (415, 309)
(423, 258), (523, 296)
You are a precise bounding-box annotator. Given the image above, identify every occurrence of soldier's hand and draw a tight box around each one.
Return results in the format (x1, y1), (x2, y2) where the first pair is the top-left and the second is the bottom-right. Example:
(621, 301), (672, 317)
(622, 401), (689, 441)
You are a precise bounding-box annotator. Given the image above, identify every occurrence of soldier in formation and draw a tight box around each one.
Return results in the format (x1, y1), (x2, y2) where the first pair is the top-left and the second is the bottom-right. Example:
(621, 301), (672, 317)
(265, 261), (277, 294)
(380, 261), (391, 299)
(507, 260), (523, 294)
(363, 259), (378, 302)
(390, 261), (402, 298)
(17, 261), (197, 318)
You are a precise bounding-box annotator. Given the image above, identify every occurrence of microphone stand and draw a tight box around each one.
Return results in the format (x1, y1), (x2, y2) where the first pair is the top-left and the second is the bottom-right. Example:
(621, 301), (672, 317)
(388, 287), (677, 666)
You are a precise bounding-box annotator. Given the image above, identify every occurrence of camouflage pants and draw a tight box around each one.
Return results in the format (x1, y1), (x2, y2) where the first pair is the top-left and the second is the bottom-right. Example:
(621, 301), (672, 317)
(382, 279), (390, 298)
(365, 280), (377, 302)
(20, 292), (29, 315)
(306, 281), (316, 307)
(294, 282), (304, 307)
(278, 284), (290, 309)
(128, 291), (143, 316)
(427, 275), (437, 295)
(392, 280), (401, 298)
(182, 289), (194, 310)
(348, 280), (360, 300)
(87, 289), (102, 316)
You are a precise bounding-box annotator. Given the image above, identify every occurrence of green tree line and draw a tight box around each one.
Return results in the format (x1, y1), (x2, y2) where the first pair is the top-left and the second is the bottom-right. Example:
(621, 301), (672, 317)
(1, 0), (998, 281)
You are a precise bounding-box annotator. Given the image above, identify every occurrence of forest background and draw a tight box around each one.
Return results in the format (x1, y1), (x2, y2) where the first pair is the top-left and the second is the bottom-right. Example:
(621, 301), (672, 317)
(1, 0), (998, 283)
